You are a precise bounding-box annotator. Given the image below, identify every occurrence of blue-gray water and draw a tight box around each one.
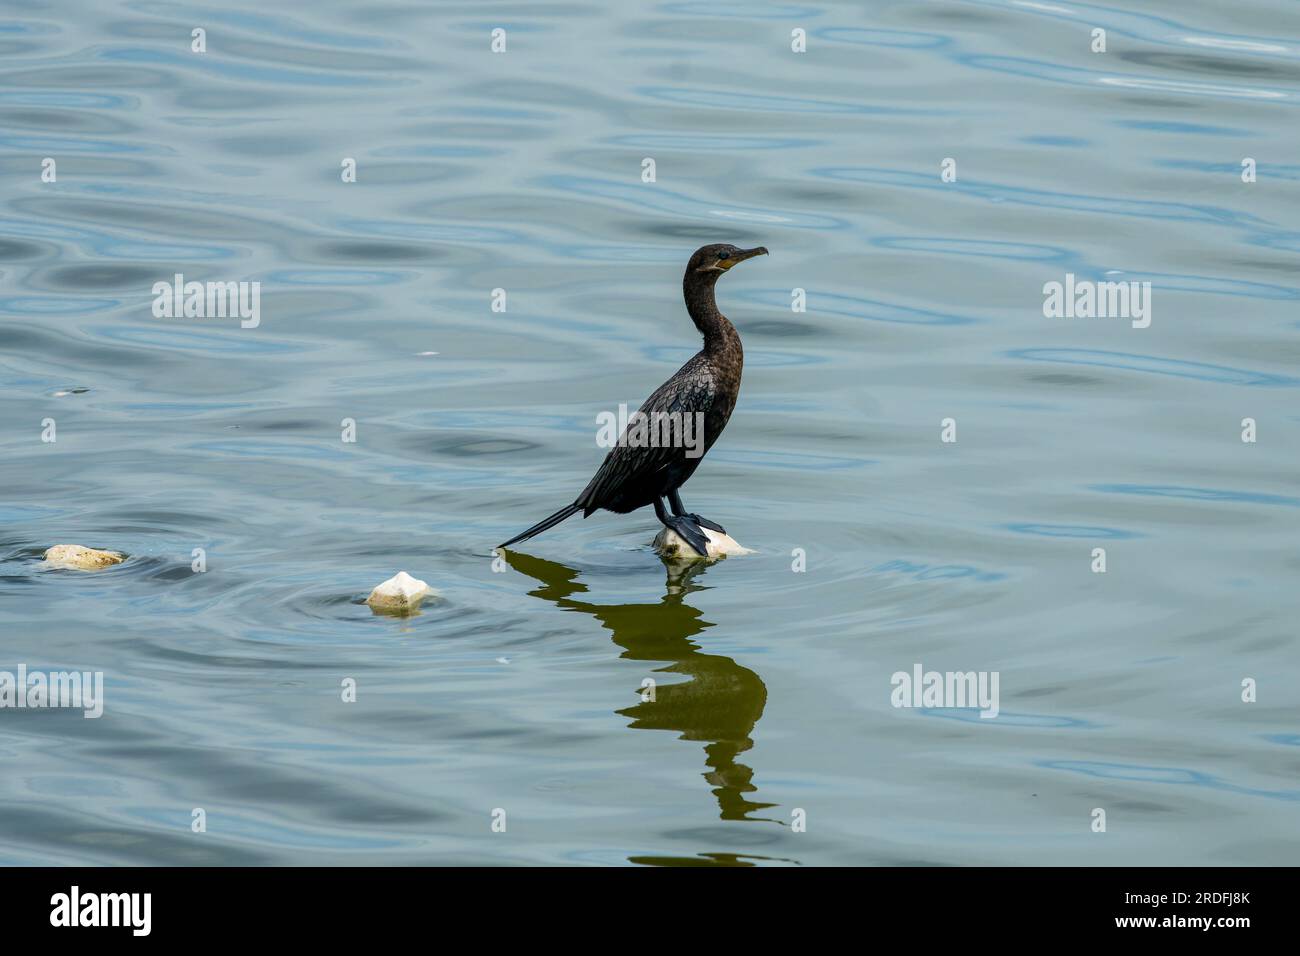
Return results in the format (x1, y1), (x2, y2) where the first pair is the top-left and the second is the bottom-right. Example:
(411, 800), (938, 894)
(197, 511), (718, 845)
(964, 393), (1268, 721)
(1, 0), (1298, 866)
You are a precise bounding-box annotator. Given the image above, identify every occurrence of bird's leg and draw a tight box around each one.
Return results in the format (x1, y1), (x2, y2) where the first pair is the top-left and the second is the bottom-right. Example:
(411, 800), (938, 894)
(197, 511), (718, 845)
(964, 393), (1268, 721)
(654, 497), (710, 556)
(667, 488), (726, 535)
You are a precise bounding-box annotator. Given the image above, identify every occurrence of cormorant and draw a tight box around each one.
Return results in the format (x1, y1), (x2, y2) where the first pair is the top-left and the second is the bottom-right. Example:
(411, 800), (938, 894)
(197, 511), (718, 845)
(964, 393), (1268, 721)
(499, 243), (767, 556)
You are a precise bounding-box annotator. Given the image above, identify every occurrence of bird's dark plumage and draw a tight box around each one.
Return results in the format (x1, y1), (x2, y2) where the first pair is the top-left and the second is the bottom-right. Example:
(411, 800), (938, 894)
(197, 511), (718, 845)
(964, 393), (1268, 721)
(499, 242), (767, 556)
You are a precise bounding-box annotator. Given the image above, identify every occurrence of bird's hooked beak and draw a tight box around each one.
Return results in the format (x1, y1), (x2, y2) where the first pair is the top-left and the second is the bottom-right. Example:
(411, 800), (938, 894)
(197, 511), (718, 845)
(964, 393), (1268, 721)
(713, 246), (769, 272)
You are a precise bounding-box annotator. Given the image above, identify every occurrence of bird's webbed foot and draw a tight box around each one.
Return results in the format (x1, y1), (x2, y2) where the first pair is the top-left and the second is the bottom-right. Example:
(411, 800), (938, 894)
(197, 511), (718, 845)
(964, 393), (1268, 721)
(685, 513), (726, 535)
(664, 515), (711, 556)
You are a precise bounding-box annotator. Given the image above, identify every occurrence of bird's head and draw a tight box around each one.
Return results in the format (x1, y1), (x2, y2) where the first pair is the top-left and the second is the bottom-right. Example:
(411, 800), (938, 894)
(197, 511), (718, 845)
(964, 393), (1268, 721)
(687, 243), (769, 276)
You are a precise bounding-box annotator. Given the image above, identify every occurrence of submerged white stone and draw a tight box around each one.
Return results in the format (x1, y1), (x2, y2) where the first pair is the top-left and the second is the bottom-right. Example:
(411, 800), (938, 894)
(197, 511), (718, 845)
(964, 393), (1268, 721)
(653, 526), (753, 561)
(42, 544), (125, 571)
(366, 571), (434, 612)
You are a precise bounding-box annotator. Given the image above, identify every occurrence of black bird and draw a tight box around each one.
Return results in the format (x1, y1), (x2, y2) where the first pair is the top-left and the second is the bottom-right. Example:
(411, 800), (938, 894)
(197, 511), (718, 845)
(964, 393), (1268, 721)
(499, 243), (767, 556)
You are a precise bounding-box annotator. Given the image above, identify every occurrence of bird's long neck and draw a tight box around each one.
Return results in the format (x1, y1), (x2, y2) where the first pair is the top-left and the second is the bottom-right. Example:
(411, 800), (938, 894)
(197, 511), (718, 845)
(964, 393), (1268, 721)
(683, 271), (739, 355)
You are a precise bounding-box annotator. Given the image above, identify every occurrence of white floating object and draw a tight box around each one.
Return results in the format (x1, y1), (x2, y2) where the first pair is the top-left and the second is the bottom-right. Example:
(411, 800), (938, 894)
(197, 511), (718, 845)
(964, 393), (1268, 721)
(653, 526), (753, 561)
(366, 571), (434, 613)
(43, 544), (125, 571)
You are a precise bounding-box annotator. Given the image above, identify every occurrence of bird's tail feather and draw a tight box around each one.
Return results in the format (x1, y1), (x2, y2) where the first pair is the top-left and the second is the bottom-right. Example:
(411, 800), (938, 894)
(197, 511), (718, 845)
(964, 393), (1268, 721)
(498, 504), (581, 550)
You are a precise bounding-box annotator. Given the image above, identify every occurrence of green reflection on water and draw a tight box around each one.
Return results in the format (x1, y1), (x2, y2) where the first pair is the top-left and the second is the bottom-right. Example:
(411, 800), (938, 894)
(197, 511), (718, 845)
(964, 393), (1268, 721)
(502, 550), (782, 864)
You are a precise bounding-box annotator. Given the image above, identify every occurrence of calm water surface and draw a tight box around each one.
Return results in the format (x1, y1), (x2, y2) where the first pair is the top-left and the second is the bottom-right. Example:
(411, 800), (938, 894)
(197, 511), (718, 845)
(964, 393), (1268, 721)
(1, 0), (1298, 865)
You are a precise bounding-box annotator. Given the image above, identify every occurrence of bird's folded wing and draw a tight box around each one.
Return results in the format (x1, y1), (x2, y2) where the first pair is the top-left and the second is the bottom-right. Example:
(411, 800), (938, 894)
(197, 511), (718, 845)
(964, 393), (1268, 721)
(578, 363), (716, 509)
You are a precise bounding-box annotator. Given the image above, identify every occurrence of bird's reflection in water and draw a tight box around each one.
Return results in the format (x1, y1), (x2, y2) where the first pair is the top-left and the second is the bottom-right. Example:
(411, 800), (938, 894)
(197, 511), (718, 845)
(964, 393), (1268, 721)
(502, 550), (776, 824)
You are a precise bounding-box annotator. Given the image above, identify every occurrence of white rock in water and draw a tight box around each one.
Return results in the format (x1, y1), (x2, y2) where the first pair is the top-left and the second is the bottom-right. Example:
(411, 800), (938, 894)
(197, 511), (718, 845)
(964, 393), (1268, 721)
(654, 526), (753, 561)
(43, 544), (125, 571)
(366, 571), (434, 613)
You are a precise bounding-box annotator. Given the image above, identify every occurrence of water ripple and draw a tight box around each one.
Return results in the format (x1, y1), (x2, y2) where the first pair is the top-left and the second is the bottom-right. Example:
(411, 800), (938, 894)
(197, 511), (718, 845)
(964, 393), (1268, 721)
(959, 53), (1294, 102)
(816, 167), (1268, 228)
(734, 288), (977, 325)
(635, 85), (936, 116)
(1089, 485), (1300, 509)
(1007, 348), (1300, 387)
(1039, 760), (1300, 802)
(1003, 523), (1143, 540)
(538, 175), (847, 230)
